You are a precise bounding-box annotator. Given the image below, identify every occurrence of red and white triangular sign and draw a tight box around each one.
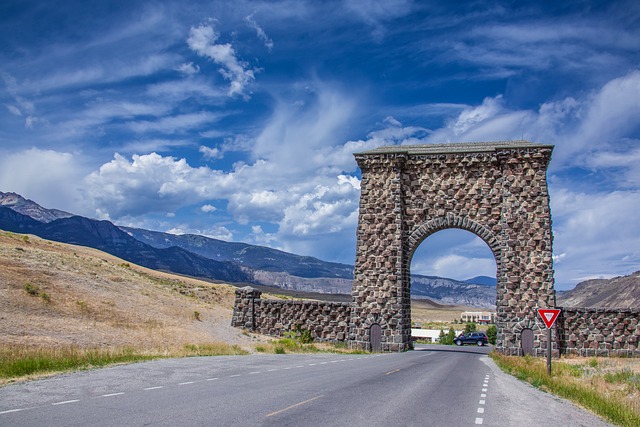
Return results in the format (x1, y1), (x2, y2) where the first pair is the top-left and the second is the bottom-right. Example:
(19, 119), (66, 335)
(538, 308), (561, 329)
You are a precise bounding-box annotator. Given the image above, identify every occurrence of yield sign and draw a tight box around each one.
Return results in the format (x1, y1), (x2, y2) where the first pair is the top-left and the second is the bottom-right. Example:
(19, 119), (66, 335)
(538, 308), (561, 329)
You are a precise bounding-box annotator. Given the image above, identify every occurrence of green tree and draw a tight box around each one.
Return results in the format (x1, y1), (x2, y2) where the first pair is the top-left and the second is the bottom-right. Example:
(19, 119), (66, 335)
(464, 322), (477, 334)
(438, 329), (446, 344)
(486, 325), (497, 345)
(445, 326), (456, 345)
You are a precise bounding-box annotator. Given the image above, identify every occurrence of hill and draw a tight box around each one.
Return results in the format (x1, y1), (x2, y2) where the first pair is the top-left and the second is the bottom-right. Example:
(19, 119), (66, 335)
(0, 191), (496, 307)
(0, 230), (256, 351)
(557, 271), (640, 308)
(464, 276), (497, 287)
(0, 207), (251, 284)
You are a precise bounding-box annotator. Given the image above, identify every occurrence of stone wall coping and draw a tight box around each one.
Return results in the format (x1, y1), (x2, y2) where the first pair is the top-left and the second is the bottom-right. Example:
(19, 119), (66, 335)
(355, 140), (554, 156)
(561, 307), (640, 314)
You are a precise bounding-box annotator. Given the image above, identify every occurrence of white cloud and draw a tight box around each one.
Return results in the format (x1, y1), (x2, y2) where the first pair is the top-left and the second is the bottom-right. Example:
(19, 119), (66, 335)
(550, 188), (640, 287)
(199, 145), (222, 160)
(201, 204), (216, 213)
(244, 14), (274, 51)
(166, 224), (233, 241)
(127, 111), (221, 134)
(4, 104), (22, 116)
(187, 22), (256, 98)
(176, 62), (200, 76)
(0, 148), (88, 215)
(413, 254), (497, 281)
(84, 152), (225, 219)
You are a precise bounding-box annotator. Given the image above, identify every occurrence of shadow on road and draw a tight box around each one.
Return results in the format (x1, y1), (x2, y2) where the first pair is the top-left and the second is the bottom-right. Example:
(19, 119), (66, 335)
(411, 343), (492, 355)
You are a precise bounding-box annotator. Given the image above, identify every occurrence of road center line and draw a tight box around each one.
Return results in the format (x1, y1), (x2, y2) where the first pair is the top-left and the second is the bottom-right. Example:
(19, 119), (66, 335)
(266, 395), (324, 418)
(144, 386), (163, 390)
(51, 400), (79, 406)
(229, 374), (241, 378)
(102, 392), (124, 397)
(206, 378), (219, 381)
(179, 381), (195, 385)
(385, 368), (401, 375)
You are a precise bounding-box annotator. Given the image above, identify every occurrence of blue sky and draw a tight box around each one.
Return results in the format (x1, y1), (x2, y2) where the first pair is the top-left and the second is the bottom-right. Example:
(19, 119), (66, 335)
(1, 0), (639, 290)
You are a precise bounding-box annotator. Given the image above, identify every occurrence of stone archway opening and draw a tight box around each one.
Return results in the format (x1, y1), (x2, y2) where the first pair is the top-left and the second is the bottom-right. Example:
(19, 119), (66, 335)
(409, 228), (498, 343)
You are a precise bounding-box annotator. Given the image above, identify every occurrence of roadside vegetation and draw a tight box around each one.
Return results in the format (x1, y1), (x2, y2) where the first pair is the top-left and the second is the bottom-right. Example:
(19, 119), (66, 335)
(0, 343), (248, 385)
(491, 353), (640, 427)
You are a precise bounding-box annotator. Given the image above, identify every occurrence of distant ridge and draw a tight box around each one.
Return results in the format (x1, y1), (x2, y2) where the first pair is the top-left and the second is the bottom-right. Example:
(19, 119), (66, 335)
(0, 191), (497, 307)
(0, 191), (73, 223)
(464, 276), (497, 287)
(557, 271), (640, 308)
(0, 207), (251, 284)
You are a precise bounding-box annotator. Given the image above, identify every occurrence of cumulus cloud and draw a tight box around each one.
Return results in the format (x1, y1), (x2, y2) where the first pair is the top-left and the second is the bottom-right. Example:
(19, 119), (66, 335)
(187, 22), (256, 98)
(84, 152), (225, 219)
(201, 204), (216, 213)
(0, 148), (88, 215)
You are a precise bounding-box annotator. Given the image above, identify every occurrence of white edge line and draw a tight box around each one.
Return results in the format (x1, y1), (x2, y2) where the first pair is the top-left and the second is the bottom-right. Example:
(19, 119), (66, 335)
(51, 400), (79, 406)
(0, 408), (25, 415)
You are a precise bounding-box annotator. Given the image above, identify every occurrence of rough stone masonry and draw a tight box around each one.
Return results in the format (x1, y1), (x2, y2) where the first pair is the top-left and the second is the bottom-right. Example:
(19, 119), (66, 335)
(232, 141), (640, 356)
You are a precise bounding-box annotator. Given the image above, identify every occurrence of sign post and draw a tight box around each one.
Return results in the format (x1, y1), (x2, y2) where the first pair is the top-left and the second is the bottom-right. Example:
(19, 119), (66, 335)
(538, 308), (561, 376)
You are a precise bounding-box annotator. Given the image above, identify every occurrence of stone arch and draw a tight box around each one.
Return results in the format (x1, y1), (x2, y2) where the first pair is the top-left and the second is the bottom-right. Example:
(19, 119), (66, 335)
(405, 214), (501, 268)
(348, 141), (556, 354)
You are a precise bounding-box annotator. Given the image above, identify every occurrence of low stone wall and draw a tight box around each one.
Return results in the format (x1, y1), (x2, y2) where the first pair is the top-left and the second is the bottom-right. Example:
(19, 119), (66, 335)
(558, 308), (640, 357)
(231, 287), (350, 341)
(231, 287), (640, 356)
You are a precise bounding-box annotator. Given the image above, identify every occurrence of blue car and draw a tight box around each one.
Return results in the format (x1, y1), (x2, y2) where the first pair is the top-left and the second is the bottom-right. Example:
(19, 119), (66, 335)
(454, 332), (489, 346)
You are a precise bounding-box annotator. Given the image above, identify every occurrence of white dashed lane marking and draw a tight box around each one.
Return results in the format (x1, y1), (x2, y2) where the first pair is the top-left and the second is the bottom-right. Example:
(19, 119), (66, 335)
(475, 373), (490, 425)
(0, 409), (25, 414)
(0, 354), (389, 417)
(51, 400), (79, 406)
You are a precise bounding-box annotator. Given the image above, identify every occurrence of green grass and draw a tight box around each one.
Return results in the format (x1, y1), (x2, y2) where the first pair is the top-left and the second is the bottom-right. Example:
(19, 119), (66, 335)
(491, 353), (640, 427)
(0, 343), (248, 383)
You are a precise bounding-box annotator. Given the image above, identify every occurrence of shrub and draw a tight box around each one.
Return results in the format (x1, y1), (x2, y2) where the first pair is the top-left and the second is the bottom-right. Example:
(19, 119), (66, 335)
(486, 325), (497, 345)
(193, 310), (201, 321)
(24, 282), (40, 296)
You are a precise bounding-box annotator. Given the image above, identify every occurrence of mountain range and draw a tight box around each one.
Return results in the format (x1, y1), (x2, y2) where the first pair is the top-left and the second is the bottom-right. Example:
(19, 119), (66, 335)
(0, 191), (497, 307)
(557, 271), (640, 308)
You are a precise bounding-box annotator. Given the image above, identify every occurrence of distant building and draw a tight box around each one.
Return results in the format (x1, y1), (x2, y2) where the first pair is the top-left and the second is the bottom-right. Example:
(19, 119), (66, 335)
(461, 311), (495, 324)
(411, 329), (463, 343)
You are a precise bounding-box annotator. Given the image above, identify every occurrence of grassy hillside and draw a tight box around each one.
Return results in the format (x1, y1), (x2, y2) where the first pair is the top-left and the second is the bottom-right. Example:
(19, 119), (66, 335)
(0, 230), (258, 353)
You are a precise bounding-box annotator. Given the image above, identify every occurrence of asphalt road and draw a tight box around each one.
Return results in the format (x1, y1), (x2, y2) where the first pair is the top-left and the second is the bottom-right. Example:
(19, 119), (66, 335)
(0, 345), (612, 427)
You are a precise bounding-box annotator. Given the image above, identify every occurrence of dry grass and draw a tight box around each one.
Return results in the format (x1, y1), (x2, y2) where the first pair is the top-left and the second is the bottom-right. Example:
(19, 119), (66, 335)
(0, 343), (248, 385)
(411, 299), (466, 329)
(0, 230), (261, 357)
(492, 353), (640, 426)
